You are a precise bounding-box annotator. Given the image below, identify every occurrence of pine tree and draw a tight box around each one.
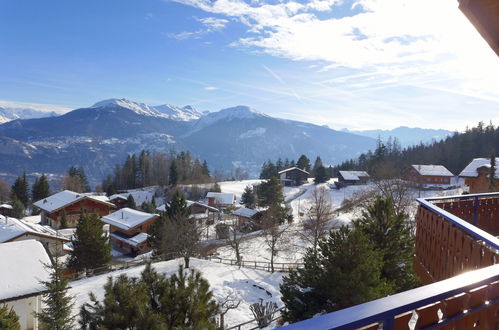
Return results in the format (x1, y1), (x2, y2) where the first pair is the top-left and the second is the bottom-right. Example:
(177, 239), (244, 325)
(313, 165), (328, 184)
(169, 160), (179, 186)
(127, 194), (136, 209)
(37, 258), (75, 329)
(68, 213), (111, 271)
(11, 198), (25, 219)
(257, 177), (284, 208)
(202, 160), (210, 177)
(353, 197), (418, 292)
(312, 156), (323, 175)
(60, 210), (68, 229)
(11, 173), (29, 208)
(32, 174), (51, 202)
(296, 155), (311, 172)
(241, 185), (256, 208)
(0, 304), (20, 329)
(280, 226), (391, 323)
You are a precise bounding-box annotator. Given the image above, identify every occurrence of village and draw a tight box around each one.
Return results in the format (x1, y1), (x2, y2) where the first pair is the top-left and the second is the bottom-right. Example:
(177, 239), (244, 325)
(0, 155), (497, 329)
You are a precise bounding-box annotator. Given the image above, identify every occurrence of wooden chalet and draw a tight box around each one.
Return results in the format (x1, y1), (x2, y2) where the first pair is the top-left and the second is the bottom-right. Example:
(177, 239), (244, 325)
(232, 207), (263, 224)
(408, 165), (455, 187)
(0, 203), (13, 217)
(206, 192), (236, 208)
(459, 157), (499, 193)
(157, 200), (219, 224)
(108, 194), (129, 209)
(337, 170), (369, 187)
(279, 167), (310, 186)
(459, 0), (499, 56)
(33, 190), (115, 229)
(0, 215), (70, 256)
(101, 207), (158, 256)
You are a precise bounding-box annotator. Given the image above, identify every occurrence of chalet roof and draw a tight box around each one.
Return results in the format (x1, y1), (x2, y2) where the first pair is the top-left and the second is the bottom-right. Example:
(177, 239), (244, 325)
(109, 194), (128, 201)
(339, 171), (369, 181)
(459, 158), (499, 178)
(232, 207), (260, 218)
(411, 165), (454, 177)
(33, 190), (115, 213)
(278, 167), (310, 175)
(101, 208), (158, 231)
(0, 240), (51, 302)
(0, 204), (13, 209)
(156, 200), (219, 213)
(110, 231), (149, 247)
(206, 192), (236, 205)
(0, 215), (69, 243)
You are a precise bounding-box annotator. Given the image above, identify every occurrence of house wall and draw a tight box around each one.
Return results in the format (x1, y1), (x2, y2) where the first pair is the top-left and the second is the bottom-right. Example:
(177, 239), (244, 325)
(283, 170), (308, 186)
(110, 198), (128, 210)
(10, 233), (66, 256)
(408, 168), (451, 185)
(44, 199), (113, 229)
(6, 295), (40, 330)
(108, 216), (158, 237)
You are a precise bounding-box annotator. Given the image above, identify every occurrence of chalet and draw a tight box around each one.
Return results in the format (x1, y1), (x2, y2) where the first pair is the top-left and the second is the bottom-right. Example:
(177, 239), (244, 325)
(33, 190), (115, 229)
(108, 194), (129, 209)
(459, 157), (499, 194)
(408, 165), (455, 187)
(279, 167), (310, 186)
(337, 170), (369, 187)
(157, 200), (219, 223)
(206, 192), (236, 208)
(232, 207), (263, 224)
(0, 240), (51, 330)
(0, 215), (70, 256)
(0, 203), (13, 217)
(101, 208), (159, 256)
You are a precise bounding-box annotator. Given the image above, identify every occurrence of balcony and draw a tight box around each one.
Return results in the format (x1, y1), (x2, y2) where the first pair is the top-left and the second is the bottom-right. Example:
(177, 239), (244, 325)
(281, 193), (499, 329)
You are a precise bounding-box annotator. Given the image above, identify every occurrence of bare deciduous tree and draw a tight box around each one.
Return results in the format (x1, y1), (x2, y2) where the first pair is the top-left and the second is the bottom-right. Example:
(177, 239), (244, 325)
(261, 207), (289, 273)
(226, 223), (245, 267)
(0, 178), (9, 203)
(218, 291), (241, 329)
(300, 187), (337, 252)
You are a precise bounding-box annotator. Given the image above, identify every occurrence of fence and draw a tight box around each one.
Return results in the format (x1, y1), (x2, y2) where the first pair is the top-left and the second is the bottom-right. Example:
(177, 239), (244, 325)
(202, 255), (304, 273)
(226, 307), (286, 330)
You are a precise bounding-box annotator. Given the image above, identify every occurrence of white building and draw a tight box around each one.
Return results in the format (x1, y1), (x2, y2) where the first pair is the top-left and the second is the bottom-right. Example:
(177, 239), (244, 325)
(0, 240), (51, 330)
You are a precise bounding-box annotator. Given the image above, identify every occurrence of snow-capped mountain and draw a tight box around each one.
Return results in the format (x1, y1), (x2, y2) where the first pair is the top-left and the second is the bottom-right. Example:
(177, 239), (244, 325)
(0, 99), (376, 182)
(0, 107), (58, 123)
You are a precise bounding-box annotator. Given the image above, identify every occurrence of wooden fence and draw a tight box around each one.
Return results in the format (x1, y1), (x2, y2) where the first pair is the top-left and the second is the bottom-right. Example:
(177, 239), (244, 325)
(202, 255), (304, 273)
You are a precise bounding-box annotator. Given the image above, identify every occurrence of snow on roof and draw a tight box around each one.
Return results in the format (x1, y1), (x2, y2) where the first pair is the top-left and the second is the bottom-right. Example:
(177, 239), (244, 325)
(101, 208), (158, 230)
(459, 158), (499, 177)
(0, 240), (51, 301)
(411, 165), (454, 177)
(206, 192), (236, 205)
(278, 167), (310, 175)
(339, 171), (370, 181)
(156, 201), (218, 213)
(0, 204), (13, 209)
(110, 232), (149, 247)
(232, 207), (260, 218)
(109, 194), (128, 201)
(0, 215), (69, 243)
(156, 204), (167, 212)
(33, 190), (114, 213)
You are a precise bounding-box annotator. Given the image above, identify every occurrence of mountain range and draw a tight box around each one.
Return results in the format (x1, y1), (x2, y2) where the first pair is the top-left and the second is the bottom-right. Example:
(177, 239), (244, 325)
(0, 107), (59, 124)
(342, 127), (454, 147)
(0, 99), (378, 184)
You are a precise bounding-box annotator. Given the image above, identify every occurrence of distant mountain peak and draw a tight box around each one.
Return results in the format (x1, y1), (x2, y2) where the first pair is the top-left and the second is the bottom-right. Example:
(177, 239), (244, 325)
(215, 105), (267, 119)
(153, 104), (202, 121)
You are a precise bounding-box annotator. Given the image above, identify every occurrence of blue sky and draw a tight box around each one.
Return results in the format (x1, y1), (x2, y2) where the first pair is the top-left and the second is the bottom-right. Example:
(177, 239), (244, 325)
(0, 0), (498, 130)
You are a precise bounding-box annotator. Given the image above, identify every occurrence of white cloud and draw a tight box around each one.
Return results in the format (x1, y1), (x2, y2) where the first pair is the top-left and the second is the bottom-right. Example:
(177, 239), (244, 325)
(204, 86), (219, 90)
(168, 16), (229, 40)
(0, 99), (71, 113)
(198, 17), (229, 30)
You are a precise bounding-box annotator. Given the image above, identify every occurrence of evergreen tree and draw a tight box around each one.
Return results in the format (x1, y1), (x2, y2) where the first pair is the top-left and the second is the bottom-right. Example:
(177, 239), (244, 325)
(169, 160), (179, 186)
(314, 166), (328, 184)
(32, 174), (51, 202)
(280, 226), (391, 323)
(166, 189), (190, 221)
(489, 152), (497, 191)
(68, 213), (111, 271)
(77, 167), (91, 192)
(126, 194), (136, 209)
(241, 185), (256, 208)
(259, 161), (278, 179)
(0, 304), (20, 330)
(201, 160), (210, 177)
(11, 198), (25, 219)
(37, 258), (75, 329)
(353, 197), (418, 292)
(257, 177), (284, 208)
(312, 156), (323, 175)
(11, 173), (29, 208)
(296, 155), (311, 172)
(60, 210), (68, 229)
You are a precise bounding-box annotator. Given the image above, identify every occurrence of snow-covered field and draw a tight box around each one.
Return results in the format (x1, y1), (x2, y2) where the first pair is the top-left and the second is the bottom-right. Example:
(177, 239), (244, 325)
(69, 258), (283, 328)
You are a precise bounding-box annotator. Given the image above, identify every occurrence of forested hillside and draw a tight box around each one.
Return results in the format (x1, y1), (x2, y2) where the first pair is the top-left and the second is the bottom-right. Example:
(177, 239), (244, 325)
(334, 122), (499, 176)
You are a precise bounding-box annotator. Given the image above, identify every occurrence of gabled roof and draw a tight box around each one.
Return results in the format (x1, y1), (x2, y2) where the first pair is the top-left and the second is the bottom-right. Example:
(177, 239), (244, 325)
(459, 158), (499, 177)
(101, 208), (158, 231)
(411, 165), (454, 177)
(33, 190), (115, 213)
(0, 204), (13, 209)
(278, 167), (310, 175)
(156, 200), (219, 213)
(339, 171), (369, 181)
(110, 231), (149, 247)
(0, 215), (69, 243)
(206, 192), (236, 205)
(109, 194), (128, 201)
(0, 240), (51, 302)
(232, 207), (260, 218)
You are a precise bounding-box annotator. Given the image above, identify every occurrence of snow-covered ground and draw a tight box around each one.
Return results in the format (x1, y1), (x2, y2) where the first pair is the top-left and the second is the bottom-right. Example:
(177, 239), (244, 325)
(218, 179), (262, 203)
(69, 258), (283, 328)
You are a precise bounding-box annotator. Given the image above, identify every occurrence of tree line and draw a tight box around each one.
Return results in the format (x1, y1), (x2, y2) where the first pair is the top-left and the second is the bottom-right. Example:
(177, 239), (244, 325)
(260, 154), (334, 184)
